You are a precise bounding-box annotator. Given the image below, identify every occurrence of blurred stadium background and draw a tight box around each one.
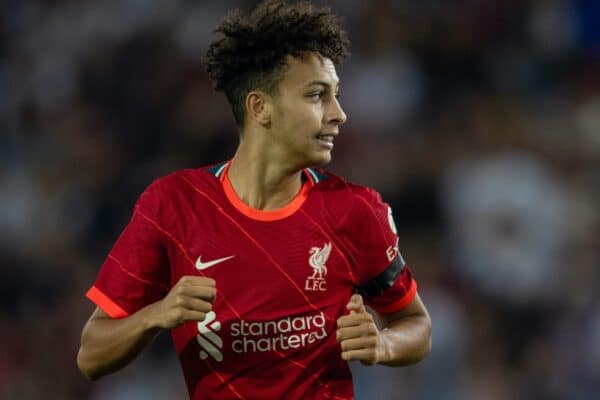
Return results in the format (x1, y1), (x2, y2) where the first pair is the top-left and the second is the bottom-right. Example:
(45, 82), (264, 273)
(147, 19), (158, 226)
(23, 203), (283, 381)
(1, 0), (599, 399)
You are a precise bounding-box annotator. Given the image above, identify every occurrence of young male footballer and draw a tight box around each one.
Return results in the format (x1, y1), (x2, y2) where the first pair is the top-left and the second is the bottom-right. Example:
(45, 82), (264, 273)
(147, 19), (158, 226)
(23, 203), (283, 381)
(77, 1), (432, 398)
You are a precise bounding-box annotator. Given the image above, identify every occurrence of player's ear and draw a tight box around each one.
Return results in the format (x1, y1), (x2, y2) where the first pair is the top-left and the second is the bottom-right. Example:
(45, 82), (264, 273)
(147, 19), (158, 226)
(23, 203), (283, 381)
(245, 90), (271, 127)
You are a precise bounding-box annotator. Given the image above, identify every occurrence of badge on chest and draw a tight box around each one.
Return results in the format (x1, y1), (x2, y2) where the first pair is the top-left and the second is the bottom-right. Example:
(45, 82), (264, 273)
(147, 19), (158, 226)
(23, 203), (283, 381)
(304, 242), (331, 292)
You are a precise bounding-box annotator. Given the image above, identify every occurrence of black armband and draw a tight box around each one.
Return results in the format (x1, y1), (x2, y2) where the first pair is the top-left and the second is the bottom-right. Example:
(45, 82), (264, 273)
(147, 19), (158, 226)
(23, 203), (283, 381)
(354, 255), (405, 298)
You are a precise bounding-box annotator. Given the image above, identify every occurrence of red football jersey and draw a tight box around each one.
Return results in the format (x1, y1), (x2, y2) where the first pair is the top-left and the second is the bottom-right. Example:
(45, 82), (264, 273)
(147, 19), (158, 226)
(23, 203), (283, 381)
(87, 161), (417, 400)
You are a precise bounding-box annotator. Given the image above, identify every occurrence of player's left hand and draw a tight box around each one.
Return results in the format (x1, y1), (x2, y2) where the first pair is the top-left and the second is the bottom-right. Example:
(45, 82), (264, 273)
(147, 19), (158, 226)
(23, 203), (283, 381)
(336, 294), (385, 365)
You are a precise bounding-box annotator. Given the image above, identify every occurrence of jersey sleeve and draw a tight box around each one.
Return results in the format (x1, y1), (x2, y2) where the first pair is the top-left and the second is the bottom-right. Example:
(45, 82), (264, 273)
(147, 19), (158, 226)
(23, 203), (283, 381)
(86, 182), (170, 318)
(346, 186), (417, 314)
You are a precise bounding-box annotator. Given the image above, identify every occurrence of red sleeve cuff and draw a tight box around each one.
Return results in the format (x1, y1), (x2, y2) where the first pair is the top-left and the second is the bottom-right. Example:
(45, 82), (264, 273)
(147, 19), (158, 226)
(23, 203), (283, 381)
(368, 279), (418, 314)
(86, 286), (130, 319)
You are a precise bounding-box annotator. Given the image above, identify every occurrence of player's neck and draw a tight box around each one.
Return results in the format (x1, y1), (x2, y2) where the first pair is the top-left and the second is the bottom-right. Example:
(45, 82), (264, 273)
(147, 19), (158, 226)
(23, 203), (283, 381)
(227, 142), (304, 211)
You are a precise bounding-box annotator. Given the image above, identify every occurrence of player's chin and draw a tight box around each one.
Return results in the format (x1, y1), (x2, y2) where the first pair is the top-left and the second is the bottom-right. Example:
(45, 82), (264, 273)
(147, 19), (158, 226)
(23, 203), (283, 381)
(306, 150), (332, 167)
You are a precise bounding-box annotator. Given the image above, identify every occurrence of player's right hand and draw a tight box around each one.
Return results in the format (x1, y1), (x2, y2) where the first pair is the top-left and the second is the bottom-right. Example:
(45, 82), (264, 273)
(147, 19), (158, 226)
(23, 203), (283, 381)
(148, 276), (216, 330)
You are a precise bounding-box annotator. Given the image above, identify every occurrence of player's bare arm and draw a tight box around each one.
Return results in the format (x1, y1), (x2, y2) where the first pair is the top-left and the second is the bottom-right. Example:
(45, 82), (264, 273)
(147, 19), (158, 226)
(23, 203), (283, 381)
(336, 293), (431, 366)
(77, 276), (216, 380)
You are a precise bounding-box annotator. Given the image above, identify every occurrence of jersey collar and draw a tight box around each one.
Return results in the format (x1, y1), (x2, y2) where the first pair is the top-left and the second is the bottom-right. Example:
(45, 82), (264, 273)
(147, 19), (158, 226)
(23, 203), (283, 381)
(215, 160), (315, 221)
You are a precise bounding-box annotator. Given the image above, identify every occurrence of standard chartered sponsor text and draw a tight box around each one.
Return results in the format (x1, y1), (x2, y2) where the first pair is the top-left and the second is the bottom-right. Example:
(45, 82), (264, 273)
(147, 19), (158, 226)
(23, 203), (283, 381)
(231, 312), (327, 353)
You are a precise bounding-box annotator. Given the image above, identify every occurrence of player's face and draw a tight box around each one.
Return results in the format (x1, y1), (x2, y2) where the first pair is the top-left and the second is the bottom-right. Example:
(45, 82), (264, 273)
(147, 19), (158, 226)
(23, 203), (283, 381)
(269, 52), (346, 168)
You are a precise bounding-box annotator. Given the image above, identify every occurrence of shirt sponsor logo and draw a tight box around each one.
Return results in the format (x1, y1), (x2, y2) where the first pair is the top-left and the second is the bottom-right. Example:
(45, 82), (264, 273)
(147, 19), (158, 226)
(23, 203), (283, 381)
(197, 311), (223, 362)
(305, 242), (331, 292)
(231, 312), (328, 353)
(196, 312), (328, 362)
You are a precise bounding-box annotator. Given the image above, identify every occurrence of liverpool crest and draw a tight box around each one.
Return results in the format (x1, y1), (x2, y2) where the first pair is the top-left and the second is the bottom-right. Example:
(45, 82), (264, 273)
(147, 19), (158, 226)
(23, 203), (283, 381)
(305, 242), (331, 291)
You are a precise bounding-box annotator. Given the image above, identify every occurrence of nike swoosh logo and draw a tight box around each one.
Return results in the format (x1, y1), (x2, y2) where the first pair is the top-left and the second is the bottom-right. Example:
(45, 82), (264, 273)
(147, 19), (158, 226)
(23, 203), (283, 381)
(195, 255), (235, 270)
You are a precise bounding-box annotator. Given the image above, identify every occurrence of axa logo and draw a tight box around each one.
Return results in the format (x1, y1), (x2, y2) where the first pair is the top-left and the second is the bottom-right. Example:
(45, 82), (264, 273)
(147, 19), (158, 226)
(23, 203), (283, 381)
(305, 242), (331, 292)
(197, 311), (223, 362)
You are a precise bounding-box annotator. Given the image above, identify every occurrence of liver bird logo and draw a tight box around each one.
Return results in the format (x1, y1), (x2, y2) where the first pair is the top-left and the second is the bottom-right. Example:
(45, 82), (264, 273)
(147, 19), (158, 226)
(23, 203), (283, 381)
(309, 242), (332, 280)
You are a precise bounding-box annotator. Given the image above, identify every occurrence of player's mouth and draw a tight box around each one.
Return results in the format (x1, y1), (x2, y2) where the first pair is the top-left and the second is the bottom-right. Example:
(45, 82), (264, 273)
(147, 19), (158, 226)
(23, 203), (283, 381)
(315, 133), (336, 149)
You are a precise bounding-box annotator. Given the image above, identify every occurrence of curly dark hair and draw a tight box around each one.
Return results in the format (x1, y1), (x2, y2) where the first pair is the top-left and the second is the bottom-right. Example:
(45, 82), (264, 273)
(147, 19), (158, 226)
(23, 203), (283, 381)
(205, 0), (350, 127)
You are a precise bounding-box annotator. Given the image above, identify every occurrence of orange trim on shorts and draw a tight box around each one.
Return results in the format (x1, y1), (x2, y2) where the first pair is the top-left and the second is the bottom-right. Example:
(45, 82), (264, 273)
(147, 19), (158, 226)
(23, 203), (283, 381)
(86, 286), (129, 319)
(370, 279), (418, 314)
(220, 161), (313, 221)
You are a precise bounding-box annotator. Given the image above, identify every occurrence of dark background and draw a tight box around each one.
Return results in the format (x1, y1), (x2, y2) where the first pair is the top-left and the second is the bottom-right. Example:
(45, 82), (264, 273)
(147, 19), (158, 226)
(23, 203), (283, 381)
(1, 1), (599, 399)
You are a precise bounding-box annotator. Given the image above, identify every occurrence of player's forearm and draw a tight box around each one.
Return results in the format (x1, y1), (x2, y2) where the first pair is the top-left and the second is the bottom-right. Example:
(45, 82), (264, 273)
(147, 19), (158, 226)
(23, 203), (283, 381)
(377, 314), (432, 366)
(77, 303), (162, 380)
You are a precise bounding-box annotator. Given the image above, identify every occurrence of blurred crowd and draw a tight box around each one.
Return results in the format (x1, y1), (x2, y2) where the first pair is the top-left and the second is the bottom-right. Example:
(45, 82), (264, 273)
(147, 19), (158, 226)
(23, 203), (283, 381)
(1, 0), (599, 399)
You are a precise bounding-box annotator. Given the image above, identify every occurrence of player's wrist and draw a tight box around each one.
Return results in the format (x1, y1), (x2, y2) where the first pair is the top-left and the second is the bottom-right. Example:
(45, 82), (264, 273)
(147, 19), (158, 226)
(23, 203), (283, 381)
(139, 302), (166, 332)
(374, 330), (392, 364)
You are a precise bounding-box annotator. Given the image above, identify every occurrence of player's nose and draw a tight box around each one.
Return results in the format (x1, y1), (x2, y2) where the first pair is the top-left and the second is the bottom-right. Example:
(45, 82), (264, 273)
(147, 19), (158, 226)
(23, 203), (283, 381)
(327, 97), (347, 126)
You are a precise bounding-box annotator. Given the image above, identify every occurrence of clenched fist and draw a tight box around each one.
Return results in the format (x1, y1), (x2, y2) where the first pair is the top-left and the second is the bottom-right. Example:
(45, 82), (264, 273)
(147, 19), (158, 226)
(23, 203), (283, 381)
(336, 294), (385, 365)
(148, 276), (217, 330)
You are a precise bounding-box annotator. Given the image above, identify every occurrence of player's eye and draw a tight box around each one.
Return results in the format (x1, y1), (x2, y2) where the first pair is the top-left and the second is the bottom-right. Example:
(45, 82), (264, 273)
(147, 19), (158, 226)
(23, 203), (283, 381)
(308, 92), (325, 101)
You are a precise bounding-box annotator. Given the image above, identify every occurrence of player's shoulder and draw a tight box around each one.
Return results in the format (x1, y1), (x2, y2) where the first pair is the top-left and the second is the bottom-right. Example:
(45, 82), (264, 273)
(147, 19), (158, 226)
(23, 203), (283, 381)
(147, 163), (222, 190)
(310, 168), (387, 223)
(138, 163), (224, 204)
(311, 168), (383, 204)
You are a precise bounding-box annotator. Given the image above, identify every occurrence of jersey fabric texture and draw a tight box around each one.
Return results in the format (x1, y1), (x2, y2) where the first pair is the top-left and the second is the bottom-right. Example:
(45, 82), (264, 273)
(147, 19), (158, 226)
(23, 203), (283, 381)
(86, 161), (417, 400)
